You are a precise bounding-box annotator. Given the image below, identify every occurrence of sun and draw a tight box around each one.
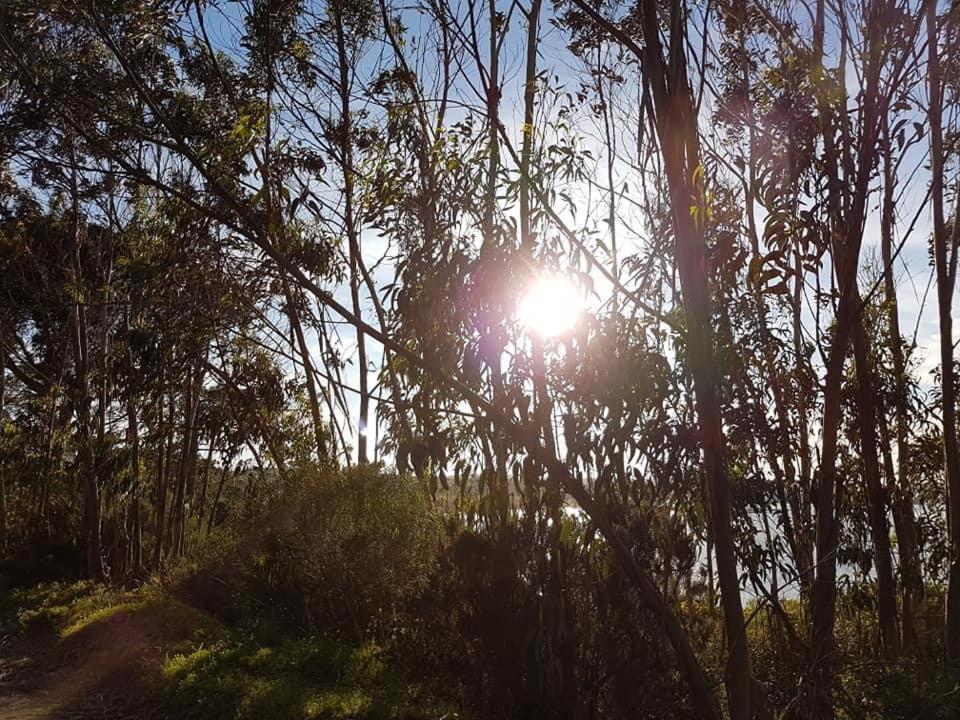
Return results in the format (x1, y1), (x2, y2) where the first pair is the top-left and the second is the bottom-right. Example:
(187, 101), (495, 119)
(517, 274), (584, 338)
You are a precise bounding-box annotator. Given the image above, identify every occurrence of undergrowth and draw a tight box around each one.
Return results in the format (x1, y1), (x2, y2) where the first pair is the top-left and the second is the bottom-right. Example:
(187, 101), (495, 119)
(161, 637), (454, 720)
(1, 580), (457, 720)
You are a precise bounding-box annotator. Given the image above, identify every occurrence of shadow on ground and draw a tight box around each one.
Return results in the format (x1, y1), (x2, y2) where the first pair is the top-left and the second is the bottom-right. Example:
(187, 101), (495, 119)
(0, 591), (215, 720)
(0, 584), (451, 720)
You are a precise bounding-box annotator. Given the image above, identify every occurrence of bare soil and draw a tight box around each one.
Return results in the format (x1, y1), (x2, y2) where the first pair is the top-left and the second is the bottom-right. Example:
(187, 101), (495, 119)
(0, 611), (164, 720)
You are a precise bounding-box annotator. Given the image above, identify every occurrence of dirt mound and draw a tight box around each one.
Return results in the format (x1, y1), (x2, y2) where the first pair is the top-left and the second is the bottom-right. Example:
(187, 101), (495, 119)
(0, 611), (163, 720)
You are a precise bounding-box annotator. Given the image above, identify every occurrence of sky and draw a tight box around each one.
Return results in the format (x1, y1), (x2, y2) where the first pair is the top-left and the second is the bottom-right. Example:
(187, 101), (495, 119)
(188, 0), (959, 468)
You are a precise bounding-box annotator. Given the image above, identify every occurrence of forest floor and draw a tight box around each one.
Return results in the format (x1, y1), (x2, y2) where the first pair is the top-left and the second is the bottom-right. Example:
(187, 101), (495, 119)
(0, 578), (221, 720)
(0, 604), (165, 719)
(0, 579), (455, 720)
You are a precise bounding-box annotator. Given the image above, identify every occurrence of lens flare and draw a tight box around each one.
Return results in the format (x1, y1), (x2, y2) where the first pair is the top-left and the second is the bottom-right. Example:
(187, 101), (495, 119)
(517, 274), (583, 337)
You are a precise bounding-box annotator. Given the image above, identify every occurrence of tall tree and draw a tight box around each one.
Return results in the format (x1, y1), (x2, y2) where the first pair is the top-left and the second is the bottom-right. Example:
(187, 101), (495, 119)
(566, 2), (756, 717)
(927, 0), (960, 665)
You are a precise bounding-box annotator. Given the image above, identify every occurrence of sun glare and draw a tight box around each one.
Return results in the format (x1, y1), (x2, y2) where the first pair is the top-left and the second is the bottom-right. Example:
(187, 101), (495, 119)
(517, 274), (583, 338)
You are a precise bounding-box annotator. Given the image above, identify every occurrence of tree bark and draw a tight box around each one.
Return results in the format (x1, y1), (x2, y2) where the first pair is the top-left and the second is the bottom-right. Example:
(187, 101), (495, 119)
(333, 12), (369, 464)
(927, 0), (960, 665)
(851, 304), (899, 658)
(879, 116), (920, 652)
(0, 342), (6, 556)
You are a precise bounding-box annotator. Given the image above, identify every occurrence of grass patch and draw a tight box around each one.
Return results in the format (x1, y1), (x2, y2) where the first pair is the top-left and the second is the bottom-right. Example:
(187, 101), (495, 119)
(837, 663), (960, 720)
(61, 590), (224, 649)
(161, 636), (457, 720)
(3, 579), (103, 634)
(3, 579), (457, 720)
(3, 579), (224, 646)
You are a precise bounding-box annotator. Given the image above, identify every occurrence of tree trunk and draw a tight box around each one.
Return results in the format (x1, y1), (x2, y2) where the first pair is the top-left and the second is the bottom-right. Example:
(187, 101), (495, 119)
(283, 280), (328, 462)
(68, 143), (105, 582)
(791, 230), (815, 599)
(520, 2), (575, 710)
(196, 436), (216, 527)
(207, 460), (235, 534)
(172, 362), (202, 558)
(651, 32), (753, 720)
(928, 0), (960, 665)
(153, 390), (171, 568)
(169, 381), (189, 557)
(95, 243), (114, 572)
(807, 308), (850, 718)
(852, 306), (899, 657)
(125, 305), (143, 576)
(0, 343), (6, 556)
(334, 13), (369, 464)
(566, 2), (753, 716)
(879, 115), (920, 652)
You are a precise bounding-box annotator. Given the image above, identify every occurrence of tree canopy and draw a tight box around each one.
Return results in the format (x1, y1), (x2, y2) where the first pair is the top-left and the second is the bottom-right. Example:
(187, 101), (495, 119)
(2, 0), (960, 718)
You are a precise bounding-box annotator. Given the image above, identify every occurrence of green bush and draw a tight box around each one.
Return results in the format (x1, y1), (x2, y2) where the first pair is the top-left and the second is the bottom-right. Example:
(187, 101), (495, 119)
(161, 636), (454, 720)
(193, 464), (442, 641)
(2, 579), (98, 633)
(735, 591), (960, 719)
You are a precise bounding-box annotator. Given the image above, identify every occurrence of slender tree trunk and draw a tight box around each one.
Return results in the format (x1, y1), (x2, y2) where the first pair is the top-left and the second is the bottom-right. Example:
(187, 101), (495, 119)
(805, 0), (841, 706)
(169, 377), (189, 557)
(68, 142), (105, 581)
(153, 390), (171, 568)
(181, 364), (205, 556)
(284, 280), (328, 462)
(808, 305), (851, 718)
(566, 2), (753, 716)
(37, 400), (67, 540)
(172, 362), (202, 557)
(520, 1), (574, 710)
(787, 220), (815, 602)
(650, 26), (754, 720)
(334, 13), (368, 464)
(125, 304), (143, 576)
(852, 306), (900, 657)
(928, 0), (960, 665)
(75, 271), (102, 579)
(196, 436), (216, 526)
(806, 0), (890, 704)
(0, 343), (6, 556)
(95, 245), (114, 569)
(479, 0), (511, 523)
(880, 116), (920, 652)
(207, 460), (235, 534)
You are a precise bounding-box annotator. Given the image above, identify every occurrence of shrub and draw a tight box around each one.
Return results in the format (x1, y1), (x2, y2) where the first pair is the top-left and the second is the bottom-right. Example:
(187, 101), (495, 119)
(193, 464), (442, 642)
(161, 636), (453, 720)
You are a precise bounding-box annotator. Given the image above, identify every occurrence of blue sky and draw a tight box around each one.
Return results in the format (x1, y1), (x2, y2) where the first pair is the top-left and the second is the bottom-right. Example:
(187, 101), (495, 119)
(184, 0), (958, 466)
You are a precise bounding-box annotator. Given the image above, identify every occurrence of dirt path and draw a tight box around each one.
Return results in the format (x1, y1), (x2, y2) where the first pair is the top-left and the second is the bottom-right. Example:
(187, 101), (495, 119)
(0, 612), (163, 720)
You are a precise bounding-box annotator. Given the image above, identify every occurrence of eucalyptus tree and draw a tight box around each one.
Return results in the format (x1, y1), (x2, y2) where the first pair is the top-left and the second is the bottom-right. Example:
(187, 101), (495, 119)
(926, 0), (960, 664)
(0, 0), (306, 572)
(4, 0), (960, 716)
(556, 1), (761, 714)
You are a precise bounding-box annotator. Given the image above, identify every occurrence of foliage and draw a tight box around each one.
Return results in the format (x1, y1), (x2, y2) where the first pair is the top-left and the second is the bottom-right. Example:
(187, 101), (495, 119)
(1, 0), (960, 716)
(188, 464), (442, 641)
(1, 578), (222, 643)
(161, 637), (453, 720)
(2, 575), (454, 720)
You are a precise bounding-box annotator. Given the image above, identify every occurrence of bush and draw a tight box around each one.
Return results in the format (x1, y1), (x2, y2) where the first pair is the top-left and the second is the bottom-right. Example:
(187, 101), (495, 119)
(193, 464), (442, 642)
(405, 518), (703, 720)
(161, 636), (454, 720)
